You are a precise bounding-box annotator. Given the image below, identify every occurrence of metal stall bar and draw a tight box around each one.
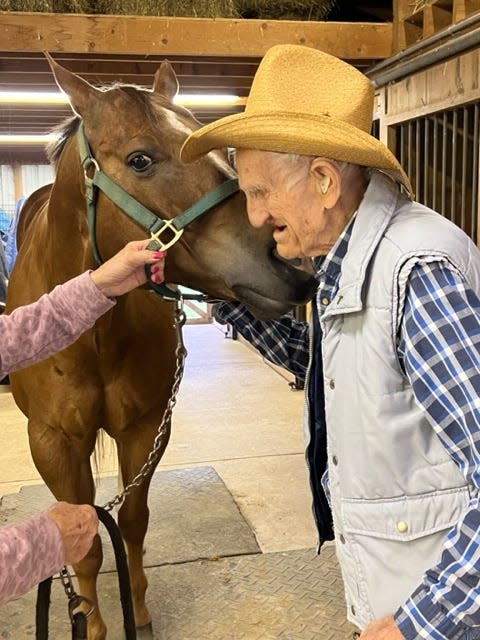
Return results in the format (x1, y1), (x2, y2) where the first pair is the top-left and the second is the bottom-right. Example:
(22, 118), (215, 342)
(432, 114), (438, 212)
(415, 119), (421, 199)
(473, 103), (479, 243)
(450, 110), (458, 224)
(460, 106), (468, 233)
(423, 116), (429, 207)
(441, 112), (448, 217)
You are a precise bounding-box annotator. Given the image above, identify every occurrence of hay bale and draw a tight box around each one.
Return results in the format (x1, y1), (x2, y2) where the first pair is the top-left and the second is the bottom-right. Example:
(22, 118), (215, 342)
(0, 0), (89, 10)
(1, 0), (54, 10)
(0, 0), (334, 19)
(235, 0), (336, 20)
(92, 0), (238, 18)
(0, 0), (238, 14)
(54, 0), (90, 12)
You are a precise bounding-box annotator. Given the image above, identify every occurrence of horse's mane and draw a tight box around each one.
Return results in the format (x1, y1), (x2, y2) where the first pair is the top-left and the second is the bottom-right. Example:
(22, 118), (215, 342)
(47, 116), (80, 167)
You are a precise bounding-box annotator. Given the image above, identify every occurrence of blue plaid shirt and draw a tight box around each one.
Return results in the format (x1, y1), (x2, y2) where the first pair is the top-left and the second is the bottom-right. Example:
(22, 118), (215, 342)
(214, 221), (480, 639)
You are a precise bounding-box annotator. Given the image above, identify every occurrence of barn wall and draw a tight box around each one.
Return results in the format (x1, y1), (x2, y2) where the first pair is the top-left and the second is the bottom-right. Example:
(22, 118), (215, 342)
(375, 40), (480, 244)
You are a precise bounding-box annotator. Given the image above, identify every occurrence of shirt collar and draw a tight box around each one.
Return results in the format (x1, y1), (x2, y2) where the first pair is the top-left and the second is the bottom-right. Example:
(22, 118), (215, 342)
(312, 213), (357, 283)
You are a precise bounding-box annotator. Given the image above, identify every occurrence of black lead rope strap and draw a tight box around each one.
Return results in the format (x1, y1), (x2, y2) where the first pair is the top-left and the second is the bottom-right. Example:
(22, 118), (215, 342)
(36, 577), (52, 639)
(35, 506), (137, 640)
(94, 506), (137, 640)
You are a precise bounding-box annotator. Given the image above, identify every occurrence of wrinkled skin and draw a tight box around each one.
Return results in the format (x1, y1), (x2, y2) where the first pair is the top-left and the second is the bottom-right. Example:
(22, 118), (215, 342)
(6, 58), (315, 639)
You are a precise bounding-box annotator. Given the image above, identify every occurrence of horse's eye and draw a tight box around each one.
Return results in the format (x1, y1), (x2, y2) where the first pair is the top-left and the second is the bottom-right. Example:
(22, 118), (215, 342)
(128, 153), (153, 172)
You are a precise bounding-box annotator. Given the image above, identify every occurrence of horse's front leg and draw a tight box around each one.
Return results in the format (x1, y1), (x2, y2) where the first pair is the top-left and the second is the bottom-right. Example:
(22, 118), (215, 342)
(116, 422), (171, 634)
(27, 419), (107, 640)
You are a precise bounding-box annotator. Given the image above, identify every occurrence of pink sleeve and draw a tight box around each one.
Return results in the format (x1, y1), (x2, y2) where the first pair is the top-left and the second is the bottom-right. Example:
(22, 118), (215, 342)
(0, 271), (115, 378)
(0, 512), (64, 605)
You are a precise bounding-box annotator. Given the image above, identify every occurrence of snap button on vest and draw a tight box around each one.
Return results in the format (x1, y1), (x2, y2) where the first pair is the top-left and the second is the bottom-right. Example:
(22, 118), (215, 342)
(329, 379), (335, 389)
(397, 520), (408, 533)
(339, 534), (346, 544)
(332, 455), (339, 465)
(321, 296), (330, 306)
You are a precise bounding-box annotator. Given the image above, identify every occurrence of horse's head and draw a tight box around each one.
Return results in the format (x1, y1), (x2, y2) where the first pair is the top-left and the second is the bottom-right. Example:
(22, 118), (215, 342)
(47, 55), (316, 319)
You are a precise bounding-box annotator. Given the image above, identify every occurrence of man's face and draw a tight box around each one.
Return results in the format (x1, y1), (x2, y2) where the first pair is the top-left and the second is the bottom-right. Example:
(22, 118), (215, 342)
(236, 149), (345, 259)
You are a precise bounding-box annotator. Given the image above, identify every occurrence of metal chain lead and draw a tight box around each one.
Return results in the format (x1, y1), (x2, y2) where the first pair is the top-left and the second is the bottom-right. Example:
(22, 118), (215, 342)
(102, 299), (188, 513)
(59, 565), (95, 621)
(56, 300), (186, 622)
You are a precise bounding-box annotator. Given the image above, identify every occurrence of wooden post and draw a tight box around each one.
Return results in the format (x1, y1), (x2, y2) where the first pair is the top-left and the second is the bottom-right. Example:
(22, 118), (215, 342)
(13, 164), (23, 201)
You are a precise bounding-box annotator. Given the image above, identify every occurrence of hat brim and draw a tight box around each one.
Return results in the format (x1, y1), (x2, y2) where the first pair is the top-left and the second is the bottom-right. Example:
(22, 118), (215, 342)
(181, 112), (412, 195)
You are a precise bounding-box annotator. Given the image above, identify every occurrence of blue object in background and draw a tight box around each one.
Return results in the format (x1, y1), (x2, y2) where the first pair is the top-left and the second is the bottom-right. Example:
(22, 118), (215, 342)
(5, 197), (25, 275)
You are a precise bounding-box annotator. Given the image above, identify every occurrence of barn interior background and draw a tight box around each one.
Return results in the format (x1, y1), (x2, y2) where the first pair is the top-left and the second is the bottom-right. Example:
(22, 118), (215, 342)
(0, 0), (480, 277)
(0, 2), (480, 637)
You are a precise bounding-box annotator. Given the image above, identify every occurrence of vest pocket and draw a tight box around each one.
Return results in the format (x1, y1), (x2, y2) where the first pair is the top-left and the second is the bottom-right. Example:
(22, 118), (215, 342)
(341, 487), (470, 541)
(338, 487), (470, 621)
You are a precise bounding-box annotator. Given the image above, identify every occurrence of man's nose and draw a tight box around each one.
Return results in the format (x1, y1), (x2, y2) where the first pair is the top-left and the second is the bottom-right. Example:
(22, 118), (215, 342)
(247, 202), (271, 228)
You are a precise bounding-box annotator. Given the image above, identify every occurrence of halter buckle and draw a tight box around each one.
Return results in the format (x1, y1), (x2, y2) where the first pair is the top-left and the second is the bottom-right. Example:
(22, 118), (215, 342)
(149, 219), (184, 251)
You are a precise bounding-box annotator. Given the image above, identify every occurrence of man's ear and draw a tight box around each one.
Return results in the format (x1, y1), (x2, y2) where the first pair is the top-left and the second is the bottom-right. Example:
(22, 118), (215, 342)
(310, 158), (341, 208)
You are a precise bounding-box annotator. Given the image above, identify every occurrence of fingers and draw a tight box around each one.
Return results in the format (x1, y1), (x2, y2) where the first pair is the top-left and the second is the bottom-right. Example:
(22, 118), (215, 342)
(123, 241), (166, 266)
(45, 502), (99, 565)
(149, 261), (165, 284)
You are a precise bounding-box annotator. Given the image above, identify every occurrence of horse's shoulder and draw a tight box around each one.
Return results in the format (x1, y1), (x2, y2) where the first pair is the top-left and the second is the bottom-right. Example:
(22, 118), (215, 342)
(17, 183), (52, 248)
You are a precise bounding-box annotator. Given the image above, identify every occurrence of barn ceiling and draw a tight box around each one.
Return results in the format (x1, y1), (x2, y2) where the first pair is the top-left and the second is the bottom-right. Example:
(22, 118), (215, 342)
(0, 1), (393, 163)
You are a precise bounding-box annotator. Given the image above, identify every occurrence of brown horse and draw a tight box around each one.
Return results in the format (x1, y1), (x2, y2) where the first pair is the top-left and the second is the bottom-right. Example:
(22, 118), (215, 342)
(6, 57), (315, 639)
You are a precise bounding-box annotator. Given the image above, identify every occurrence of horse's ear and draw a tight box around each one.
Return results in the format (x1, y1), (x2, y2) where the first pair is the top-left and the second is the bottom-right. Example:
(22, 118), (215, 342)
(152, 61), (179, 102)
(44, 51), (98, 117)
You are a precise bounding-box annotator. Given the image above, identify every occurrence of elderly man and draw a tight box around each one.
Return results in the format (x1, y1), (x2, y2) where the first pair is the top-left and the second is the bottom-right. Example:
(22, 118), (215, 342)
(181, 45), (480, 639)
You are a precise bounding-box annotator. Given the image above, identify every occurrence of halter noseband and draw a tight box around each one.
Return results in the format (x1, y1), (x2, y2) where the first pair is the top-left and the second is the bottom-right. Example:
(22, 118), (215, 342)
(76, 122), (239, 301)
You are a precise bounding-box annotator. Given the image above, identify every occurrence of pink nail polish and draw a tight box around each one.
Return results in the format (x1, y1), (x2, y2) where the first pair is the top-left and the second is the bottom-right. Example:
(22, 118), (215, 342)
(153, 251), (165, 259)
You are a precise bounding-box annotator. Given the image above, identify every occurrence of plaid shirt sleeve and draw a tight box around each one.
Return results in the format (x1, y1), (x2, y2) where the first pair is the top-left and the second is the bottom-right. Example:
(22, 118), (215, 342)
(212, 302), (310, 380)
(394, 260), (480, 640)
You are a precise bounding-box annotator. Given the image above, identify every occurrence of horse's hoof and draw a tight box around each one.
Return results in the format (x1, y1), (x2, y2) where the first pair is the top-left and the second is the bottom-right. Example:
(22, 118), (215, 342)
(135, 622), (154, 639)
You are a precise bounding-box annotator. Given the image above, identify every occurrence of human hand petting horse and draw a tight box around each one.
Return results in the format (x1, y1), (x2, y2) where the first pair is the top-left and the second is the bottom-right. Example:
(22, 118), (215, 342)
(90, 239), (166, 297)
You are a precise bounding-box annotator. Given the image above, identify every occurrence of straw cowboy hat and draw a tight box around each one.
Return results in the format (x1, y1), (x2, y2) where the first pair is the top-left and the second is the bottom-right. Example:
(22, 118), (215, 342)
(180, 44), (412, 194)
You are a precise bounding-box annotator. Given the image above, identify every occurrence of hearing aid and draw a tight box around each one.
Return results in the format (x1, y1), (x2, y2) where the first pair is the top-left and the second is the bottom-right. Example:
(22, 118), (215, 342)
(320, 176), (331, 194)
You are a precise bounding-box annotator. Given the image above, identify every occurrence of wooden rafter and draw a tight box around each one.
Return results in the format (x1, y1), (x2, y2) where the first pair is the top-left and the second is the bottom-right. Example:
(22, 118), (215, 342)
(0, 12), (392, 60)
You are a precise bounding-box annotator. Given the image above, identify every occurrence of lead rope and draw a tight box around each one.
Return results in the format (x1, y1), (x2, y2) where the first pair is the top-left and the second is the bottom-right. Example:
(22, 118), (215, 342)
(36, 299), (188, 640)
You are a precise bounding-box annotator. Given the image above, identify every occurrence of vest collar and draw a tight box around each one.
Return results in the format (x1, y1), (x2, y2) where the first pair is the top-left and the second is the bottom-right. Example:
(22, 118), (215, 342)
(323, 171), (401, 317)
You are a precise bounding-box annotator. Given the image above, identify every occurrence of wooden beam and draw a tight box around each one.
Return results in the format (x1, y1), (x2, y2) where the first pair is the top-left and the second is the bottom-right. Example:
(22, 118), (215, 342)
(0, 12), (392, 60)
(13, 163), (23, 201)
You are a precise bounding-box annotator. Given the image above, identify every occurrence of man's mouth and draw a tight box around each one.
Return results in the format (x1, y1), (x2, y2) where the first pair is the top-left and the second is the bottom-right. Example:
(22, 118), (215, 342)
(273, 224), (287, 239)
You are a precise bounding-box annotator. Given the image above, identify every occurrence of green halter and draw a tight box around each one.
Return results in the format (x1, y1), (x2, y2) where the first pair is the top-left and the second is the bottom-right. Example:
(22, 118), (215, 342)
(77, 122), (239, 301)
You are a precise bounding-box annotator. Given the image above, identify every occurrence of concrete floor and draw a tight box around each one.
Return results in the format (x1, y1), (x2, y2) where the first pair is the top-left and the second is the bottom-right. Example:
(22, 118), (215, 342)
(0, 321), (318, 553)
(0, 321), (357, 639)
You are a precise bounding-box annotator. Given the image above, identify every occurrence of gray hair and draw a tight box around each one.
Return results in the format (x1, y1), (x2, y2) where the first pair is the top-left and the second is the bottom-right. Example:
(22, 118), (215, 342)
(232, 148), (371, 191)
(267, 152), (370, 191)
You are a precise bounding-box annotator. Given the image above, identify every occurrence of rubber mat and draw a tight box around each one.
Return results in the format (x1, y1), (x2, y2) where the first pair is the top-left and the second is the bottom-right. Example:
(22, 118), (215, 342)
(0, 467), (355, 639)
(0, 466), (261, 571)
